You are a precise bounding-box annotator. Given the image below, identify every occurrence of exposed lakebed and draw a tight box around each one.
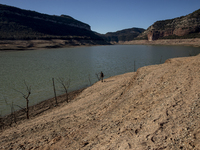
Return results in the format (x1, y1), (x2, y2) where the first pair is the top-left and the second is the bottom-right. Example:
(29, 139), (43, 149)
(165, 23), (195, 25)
(0, 45), (200, 116)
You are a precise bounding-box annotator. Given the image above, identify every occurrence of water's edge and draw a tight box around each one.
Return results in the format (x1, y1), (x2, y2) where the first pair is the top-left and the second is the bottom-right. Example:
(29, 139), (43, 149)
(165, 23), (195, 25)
(1, 45), (200, 116)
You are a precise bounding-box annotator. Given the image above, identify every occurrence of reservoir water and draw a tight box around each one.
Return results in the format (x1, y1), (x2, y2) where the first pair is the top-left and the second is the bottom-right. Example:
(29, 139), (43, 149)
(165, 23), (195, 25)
(1, 45), (200, 116)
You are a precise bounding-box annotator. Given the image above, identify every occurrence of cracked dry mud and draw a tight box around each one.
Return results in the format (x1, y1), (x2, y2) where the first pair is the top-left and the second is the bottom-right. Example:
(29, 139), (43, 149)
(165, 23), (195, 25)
(1, 54), (200, 150)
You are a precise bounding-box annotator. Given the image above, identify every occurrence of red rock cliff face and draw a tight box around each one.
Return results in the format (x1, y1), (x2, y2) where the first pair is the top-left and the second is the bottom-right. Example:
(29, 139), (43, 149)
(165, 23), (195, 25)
(147, 29), (174, 41)
(147, 31), (161, 41)
(138, 9), (200, 41)
(147, 26), (200, 41)
(173, 26), (200, 36)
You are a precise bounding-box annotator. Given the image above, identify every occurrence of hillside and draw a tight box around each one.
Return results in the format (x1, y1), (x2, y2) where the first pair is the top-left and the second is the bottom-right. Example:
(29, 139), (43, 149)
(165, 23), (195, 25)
(1, 54), (200, 149)
(137, 9), (200, 41)
(0, 4), (107, 46)
(117, 38), (200, 47)
(99, 27), (145, 43)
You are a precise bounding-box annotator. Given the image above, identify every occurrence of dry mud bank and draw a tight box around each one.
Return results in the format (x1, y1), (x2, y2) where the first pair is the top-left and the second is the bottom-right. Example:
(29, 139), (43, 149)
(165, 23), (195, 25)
(1, 54), (200, 149)
(0, 39), (108, 51)
(1, 38), (200, 51)
(118, 38), (200, 47)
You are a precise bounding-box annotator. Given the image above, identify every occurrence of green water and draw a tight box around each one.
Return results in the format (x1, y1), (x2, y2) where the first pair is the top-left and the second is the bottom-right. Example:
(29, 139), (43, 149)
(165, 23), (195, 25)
(0, 45), (200, 116)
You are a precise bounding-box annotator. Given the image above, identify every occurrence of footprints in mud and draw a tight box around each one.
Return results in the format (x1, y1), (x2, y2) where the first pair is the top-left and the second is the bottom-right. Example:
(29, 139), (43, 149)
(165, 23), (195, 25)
(148, 119), (169, 144)
(153, 115), (161, 122)
(144, 111), (171, 146)
(159, 120), (169, 128)
(135, 129), (139, 135)
(134, 123), (142, 135)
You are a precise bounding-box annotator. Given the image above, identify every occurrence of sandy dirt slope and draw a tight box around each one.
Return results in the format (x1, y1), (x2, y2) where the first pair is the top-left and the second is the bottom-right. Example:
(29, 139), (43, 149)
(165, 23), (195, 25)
(0, 39), (108, 51)
(1, 38), (200, 51)
(118, 38), (200, 47)
(1, 54), (200, 150)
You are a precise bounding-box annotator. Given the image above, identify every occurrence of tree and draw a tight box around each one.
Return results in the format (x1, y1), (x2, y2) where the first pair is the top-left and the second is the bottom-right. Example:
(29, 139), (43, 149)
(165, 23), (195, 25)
(0, 114), (4, 130)
(4, 98), (16, 125)
(95, 72), (101, 81)
(52, 78), (58, 106)
(57, 77), (71, 103)
(14, 80), (31, 119)
(88, 74), (92, 86)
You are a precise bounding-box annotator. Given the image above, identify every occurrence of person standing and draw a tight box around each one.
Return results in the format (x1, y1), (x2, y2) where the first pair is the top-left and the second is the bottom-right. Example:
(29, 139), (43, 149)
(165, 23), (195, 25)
(100, 71), (104, 82)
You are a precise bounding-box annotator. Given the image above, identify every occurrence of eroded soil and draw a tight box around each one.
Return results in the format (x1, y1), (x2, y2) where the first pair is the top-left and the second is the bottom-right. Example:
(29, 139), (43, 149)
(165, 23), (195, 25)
(1, 54), (200, 150)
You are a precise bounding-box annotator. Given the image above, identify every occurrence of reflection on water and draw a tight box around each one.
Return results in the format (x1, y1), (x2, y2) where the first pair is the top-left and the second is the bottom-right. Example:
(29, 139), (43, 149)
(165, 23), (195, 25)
(0, 45), (200, 116)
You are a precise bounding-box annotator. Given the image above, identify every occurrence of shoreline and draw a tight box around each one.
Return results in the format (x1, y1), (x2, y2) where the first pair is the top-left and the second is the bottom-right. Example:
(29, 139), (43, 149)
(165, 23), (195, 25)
(1, 39), (200, 121)
(0, 39), (110, 51)
(0, 38), (200, 51)
(117, 38), (200, 47)
(1, 87), (86, 125)
(1, 54), (200, 149)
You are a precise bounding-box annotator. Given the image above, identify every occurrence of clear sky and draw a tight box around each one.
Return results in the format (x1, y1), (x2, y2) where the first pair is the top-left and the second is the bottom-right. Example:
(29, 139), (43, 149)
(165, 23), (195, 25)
(0, 0), (199, 34)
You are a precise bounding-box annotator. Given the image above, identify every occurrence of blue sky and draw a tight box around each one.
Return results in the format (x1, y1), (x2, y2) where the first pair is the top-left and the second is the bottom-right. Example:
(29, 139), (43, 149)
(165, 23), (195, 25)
(0, 0), (199, 34)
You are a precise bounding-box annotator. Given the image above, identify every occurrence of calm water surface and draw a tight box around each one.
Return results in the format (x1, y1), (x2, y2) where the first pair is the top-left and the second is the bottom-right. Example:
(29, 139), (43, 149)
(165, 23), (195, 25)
(0, 45), (200, 116)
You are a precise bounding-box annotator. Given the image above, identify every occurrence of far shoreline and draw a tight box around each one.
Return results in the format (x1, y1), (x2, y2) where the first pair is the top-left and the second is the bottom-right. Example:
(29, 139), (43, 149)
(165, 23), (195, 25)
(1, 38), (200, 126)
(0, 39), (110, 51)
(1, 38), (200, 51)
(117, 38), (200, 47)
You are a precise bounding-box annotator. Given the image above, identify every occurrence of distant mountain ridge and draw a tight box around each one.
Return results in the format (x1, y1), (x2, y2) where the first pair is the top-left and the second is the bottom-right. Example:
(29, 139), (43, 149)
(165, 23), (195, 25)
(0, 4), (104, 42)
(99, 28), (145, 43)
(1, 3), (200, 45)
(137, 9), (200, 40)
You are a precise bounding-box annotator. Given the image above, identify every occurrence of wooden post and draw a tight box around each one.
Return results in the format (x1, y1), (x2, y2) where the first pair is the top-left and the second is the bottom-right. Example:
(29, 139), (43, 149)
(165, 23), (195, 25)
(160, 55), (163, 64)
(134, 60), (136, 72)
(57, 77), (70, 103)
(26, 94), (30, 119)
(52, 78), (58, 105)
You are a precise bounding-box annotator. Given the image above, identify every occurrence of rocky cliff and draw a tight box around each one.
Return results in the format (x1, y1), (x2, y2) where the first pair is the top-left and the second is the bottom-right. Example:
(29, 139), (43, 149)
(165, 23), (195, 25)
(99, 27), (145, 43)
(137, 9), (200, 41)
(0, 4), (104, 42)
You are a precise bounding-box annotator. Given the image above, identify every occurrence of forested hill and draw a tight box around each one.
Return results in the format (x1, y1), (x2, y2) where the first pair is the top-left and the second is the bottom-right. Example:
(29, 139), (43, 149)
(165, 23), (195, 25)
(0, 4), (104, 41)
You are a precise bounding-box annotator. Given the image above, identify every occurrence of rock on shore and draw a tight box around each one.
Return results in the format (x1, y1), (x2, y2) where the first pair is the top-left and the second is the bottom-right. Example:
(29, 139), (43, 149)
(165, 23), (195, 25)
(1, 54), (200, 149)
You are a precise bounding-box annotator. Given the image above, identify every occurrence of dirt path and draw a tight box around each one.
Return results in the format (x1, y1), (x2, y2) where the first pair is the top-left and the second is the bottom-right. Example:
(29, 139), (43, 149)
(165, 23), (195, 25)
(1, 54), (200, 150)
